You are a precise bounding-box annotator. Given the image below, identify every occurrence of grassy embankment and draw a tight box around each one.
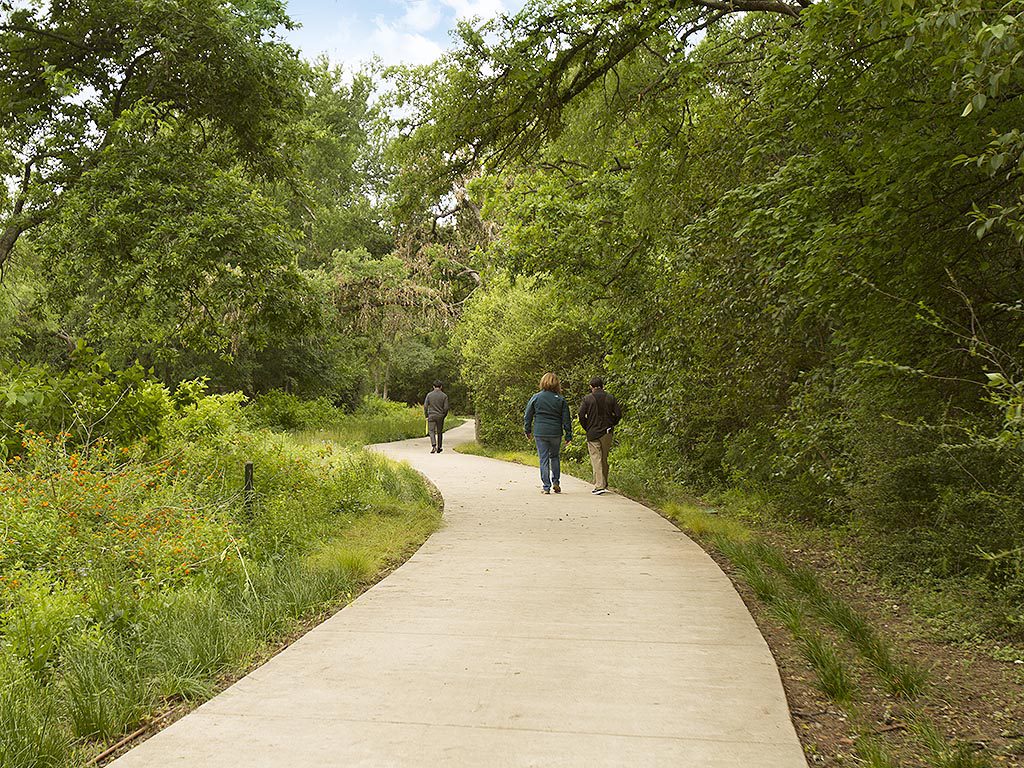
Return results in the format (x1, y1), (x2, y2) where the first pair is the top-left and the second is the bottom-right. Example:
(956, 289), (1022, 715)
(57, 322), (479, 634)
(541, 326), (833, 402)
(456, 439), (1016, 766)
(0, 392), (440, 768)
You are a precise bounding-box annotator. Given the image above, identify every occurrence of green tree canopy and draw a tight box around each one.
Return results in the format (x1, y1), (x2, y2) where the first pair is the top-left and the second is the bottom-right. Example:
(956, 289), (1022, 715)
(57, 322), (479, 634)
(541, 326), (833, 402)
(0, 0), (304, 270)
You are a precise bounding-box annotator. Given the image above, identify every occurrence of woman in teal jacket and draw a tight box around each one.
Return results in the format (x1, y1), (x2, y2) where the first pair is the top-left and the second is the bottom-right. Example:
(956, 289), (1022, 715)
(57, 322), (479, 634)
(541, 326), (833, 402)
(524, 372), (573, 494)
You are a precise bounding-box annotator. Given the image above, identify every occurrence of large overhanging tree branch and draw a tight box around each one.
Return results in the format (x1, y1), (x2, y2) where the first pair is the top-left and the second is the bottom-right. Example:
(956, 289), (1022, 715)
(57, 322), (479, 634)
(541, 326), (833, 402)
(390, 0), (812, 217)
(691, 0), (807, 15)
(0, 0), (304, 273)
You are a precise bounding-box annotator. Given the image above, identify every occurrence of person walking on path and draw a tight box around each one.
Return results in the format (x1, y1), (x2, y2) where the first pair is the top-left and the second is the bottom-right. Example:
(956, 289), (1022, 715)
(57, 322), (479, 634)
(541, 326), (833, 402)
(524, 373), (573, 494)
(424, 380), (450, 453)
(578, 376), (621, 495)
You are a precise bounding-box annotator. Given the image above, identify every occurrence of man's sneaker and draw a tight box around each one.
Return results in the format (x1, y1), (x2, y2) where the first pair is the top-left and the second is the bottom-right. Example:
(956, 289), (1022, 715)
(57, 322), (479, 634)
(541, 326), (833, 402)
(430, 448), (437, 453)
(438, 448), (443, 452)
(542, 488), (551, 494)
(592, 488), (607, 495)
(553, 484), (561, 494)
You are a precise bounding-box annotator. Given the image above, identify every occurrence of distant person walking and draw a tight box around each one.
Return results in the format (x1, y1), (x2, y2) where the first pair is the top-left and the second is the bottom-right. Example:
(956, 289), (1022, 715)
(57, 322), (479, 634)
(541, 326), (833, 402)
(424, 380), (449, 453)
(524, 373), (573, 494)
(578, 377), (621, 495)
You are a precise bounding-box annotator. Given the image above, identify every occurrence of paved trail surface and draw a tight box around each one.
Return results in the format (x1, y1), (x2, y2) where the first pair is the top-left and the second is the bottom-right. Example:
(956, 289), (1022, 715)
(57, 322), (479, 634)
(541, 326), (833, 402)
(111, 421), (807, 767)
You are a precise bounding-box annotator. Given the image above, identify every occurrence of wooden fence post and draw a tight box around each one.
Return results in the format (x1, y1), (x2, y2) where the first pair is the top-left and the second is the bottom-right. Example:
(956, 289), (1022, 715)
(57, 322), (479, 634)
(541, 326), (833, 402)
(244, 461), (254, 516)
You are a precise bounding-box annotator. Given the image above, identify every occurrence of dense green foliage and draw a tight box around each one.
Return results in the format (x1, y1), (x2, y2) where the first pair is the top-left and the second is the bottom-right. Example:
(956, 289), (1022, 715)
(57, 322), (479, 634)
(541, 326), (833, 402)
(394, 0), (1024, 626)
(1, 0), (467, 405)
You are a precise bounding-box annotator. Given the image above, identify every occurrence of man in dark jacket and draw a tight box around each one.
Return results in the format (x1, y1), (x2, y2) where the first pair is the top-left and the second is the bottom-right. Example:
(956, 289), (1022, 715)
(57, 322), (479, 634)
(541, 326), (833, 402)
(424, 380), (450, 453)
(577, 377), (621, 495)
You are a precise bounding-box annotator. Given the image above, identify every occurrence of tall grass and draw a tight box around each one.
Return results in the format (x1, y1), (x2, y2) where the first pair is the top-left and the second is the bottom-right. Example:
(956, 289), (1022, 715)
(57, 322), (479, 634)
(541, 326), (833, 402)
(291, 409), (431, 447)
(798, 631), (856, 703)
(141, 589), (250, 690)
(62, 639), (152, 741)
(0, 659), (74, 768)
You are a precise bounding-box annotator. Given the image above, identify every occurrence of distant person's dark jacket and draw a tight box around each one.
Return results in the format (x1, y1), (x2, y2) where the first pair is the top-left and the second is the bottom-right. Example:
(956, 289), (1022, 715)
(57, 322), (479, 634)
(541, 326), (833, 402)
(424, 390), (449, 421)
(578, 390), (621, 442)
(524, 391), (573, 441)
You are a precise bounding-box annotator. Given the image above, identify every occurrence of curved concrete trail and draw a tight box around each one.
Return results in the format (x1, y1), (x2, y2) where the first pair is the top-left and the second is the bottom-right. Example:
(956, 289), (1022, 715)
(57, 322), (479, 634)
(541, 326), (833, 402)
(111, 421), (807, 767)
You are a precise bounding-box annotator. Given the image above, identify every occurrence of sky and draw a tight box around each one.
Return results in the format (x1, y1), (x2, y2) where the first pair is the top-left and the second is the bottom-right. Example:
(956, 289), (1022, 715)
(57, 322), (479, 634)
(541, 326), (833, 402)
(280, 0), (526, 69)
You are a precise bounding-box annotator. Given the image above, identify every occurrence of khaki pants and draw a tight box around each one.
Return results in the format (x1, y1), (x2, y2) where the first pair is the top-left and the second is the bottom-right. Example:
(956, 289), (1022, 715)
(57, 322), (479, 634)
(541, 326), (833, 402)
(587, 433), (613, 489)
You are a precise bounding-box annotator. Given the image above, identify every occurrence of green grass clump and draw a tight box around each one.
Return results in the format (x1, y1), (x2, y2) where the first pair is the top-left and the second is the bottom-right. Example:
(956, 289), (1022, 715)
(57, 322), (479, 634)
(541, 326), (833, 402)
(912, 715), (993, 768)
(662, 502), (752, 542)
(799, 631), (856, 703)
(738, 562), (783, 604)
(855, 735), (901, 768)
(0, 658), (73, 768)
(768, 597), (806, 635)
(306, 543), (375, 584)
(141, 588), (250, 688)
(813, 593), (875, 647)
(62, 639), (152, 741)
(883, 659), (930, 699)
(784, 564), (824, 601)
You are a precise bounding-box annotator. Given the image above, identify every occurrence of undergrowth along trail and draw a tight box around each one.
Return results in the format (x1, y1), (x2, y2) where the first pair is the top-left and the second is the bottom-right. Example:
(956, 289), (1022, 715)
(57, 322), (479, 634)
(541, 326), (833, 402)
(1, 386), (441, 768)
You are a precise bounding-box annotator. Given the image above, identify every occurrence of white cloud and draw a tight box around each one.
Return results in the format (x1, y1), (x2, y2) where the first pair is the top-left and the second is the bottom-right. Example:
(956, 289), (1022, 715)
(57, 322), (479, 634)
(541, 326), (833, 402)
(366, 19), (445, 66)
(301, 12), (443, 70)
(440, 0), (506, 22)
(400, 0), (443, 33)
(283, 0), (523, 71)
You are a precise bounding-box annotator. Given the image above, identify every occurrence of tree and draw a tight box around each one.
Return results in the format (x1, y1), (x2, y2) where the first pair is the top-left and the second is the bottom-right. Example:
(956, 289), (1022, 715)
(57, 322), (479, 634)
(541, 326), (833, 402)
(387, 0), (811, 210)
(281, 58), (394, 266)
(0, 0), (305, 271)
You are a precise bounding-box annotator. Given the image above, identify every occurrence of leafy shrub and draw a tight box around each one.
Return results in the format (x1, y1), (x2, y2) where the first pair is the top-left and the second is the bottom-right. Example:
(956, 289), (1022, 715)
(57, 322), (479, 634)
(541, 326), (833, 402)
(243, 389), (334, 432)
(452, 274), (604, 448)
(169, 388), (247, 442)
(0, 359), (172, 460)
(1, 571), (87, 676)
(356, 394), (411, 416)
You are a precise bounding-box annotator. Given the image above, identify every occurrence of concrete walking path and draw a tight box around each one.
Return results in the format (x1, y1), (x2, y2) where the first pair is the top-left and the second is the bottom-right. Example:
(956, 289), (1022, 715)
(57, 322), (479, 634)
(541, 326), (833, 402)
(110, 421), (808, 766)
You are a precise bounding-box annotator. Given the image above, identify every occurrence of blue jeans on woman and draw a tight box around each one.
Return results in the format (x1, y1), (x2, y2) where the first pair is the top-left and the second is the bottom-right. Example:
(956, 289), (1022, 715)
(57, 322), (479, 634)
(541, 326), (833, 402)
(535, 435), (562, 491)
